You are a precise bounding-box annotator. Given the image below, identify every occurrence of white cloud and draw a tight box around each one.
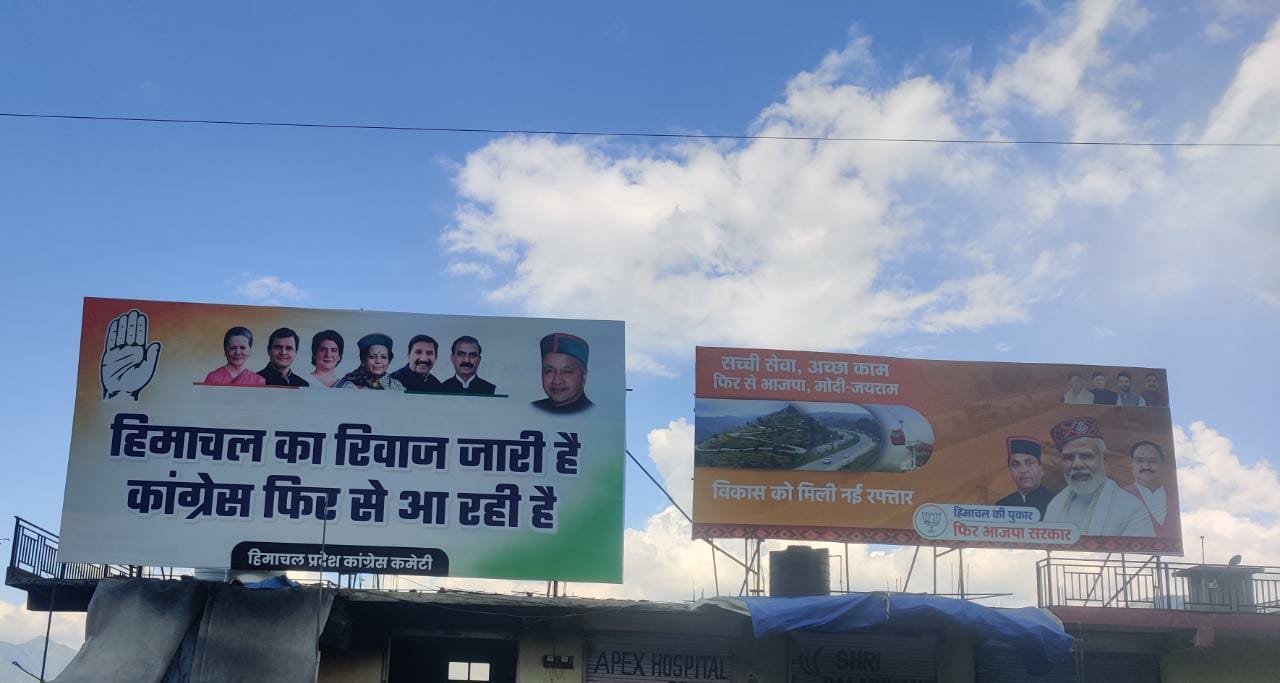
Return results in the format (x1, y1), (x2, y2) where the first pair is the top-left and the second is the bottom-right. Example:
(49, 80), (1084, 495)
(445, 260), (495, 279)
(442, 41), (1072, 360)
(0, 599), (85, 649)
(967, 4), (1280, 308)
(976, 0), (1145, 138)
(1196, 18), (1280, 147)
(994, 342), (1012, 352)
(914, 245), (1083, 333)
(435, 2), (1280, 367)
(1174, 421), (1278, 521)
(1199, 0), (1275, 43)
(233, 274), (308, 304)
(1180, 508), (1280, 566)
(1125, 17), (1280, 304)
(626, 352), (678, 379)
(645, 419), (695, 511)
(893, 343), (939, 357)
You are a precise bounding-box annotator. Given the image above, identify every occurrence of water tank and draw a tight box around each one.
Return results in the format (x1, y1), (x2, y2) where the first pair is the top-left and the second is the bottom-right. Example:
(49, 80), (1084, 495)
(769, 545), (829, 597)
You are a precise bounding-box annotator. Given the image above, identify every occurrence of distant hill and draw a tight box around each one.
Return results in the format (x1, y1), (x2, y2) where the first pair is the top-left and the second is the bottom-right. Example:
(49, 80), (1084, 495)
(0, 637), (77, 683)
(695, 404), (837, 469)
(805, 412), (881, 435)
(694, 415), (755, 442)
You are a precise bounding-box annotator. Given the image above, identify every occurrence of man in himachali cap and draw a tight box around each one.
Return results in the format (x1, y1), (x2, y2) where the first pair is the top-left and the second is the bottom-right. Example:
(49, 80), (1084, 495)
(1042, 417), (1155, 537)
(532, 333), (593, 414)
(993, 436), (1056, 518)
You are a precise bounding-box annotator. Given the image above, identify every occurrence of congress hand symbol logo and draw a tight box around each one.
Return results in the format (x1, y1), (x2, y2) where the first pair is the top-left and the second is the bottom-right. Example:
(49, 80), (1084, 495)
(101, 308), (162, 400)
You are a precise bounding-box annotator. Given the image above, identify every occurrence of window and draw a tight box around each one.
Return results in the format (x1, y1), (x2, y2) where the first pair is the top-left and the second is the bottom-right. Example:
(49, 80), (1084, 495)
(447, 661), (491, 682)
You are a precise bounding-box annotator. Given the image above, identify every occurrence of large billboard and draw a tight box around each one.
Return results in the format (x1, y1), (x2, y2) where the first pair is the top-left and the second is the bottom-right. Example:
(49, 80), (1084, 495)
(60, 298), (624, 582)
(692, 347), (1180, 553)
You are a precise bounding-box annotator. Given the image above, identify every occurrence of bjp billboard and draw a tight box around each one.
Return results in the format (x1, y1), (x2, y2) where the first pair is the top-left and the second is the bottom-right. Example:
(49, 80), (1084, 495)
(693, 346), (1180, 553)
(60, 297), (625, 582)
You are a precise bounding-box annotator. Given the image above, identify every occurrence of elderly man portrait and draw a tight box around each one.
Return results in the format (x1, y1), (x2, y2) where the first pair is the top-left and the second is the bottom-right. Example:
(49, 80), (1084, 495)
(441, 335), (496, 395)
(1123, 441), (1176, 536)
(1043, 417), (1154, 536)
(993, 437), (1054, 517)
(532, 332), (593, 414)
(257, 327), (310, 387)
(1062, 371), (1094, 405)
(390, 334), (443, 393)
(1115, 371), (1147, 406)
(1089, 371), (1118, 405)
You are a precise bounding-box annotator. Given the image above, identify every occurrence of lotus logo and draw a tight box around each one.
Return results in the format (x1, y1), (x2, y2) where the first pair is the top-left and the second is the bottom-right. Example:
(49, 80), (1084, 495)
(914, 504), (947, 539)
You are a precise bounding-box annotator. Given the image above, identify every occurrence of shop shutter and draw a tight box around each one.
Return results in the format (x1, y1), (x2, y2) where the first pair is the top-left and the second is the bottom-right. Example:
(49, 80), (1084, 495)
(789, 632), (937, 683)
(584, 631), (734, 683)
(976, 644), (1159, 682)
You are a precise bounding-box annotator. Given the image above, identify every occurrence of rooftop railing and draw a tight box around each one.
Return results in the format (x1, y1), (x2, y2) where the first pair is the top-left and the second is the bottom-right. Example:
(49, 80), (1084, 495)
(7, 517), (143, 582)
(6, 516), (385, 599)
(1037, 554), (1280, 614)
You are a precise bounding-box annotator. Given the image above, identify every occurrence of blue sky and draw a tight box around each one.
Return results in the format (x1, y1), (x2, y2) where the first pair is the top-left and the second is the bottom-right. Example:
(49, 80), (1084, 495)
(3, 1), (1279, 637)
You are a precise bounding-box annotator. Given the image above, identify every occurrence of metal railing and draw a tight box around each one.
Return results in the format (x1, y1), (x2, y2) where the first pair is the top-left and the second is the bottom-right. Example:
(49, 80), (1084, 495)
(1037, 554), (1280, 614)
(7, 517), (141, 581)
(7, 517), (392, 593)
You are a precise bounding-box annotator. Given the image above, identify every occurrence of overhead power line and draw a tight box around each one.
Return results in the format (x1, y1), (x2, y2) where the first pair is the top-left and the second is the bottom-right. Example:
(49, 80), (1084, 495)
(1, 111), (1276, 148)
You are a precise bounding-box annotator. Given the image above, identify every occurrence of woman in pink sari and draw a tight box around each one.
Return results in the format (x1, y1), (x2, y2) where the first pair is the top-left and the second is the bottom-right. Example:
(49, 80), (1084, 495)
(203, 326), (267, 386)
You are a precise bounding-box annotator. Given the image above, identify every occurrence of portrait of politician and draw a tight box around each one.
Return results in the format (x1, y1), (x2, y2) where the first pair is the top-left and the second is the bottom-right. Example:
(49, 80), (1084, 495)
(1123, 441), (1176, 536)
(1090, 371), (1118, 405)
(1114, 371), (1147, 407)
(1043, 417), (1154, 536)
(307, 330), (344, 388)
(257, 327), (310, 387)
(1062, 371), (1093, 405)
(334, 333), (405, 390)
(1141, 372), (1167, 407)
(203, 326), (267, 386)
(440, 335), (496, 394)
(532, 333), (593, 414)
(993, 436), (1054, 517)
(389, 334), (443, 393)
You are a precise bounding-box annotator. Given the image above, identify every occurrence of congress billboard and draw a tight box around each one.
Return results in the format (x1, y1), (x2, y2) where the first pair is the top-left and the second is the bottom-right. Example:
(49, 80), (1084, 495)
(693, 346), (1180, 553)
(60, 298), (624, 582)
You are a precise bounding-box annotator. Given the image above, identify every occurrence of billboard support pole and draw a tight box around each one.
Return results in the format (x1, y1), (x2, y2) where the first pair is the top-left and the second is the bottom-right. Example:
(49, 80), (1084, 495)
(711, 541), (720, 596)
(1121, 554), (1130, 606)
(752, 544), (762, 596)
(737, 538), (763, 596)
(904, 546), (920, 592)
(844, 543), (850, 594)
(958, 548), (966, 600)
(40, 563), (60, 682)
(932, 547), (938, 595)
(1084, 553), (1112, 605)
(1045, 550), (1054, 607)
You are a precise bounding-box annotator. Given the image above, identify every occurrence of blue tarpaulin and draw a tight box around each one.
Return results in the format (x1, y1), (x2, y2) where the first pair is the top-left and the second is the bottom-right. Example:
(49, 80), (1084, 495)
(740, 593), (1073, 675)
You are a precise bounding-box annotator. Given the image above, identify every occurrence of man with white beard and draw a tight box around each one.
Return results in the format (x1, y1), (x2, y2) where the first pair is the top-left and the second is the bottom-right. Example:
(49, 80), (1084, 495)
(1043, 417), (1154, 537)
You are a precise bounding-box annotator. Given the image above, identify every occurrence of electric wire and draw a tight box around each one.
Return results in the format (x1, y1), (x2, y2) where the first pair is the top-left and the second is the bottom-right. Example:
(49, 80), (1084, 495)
(625, 449), (752, 573)
(2, 111), (1277, 148)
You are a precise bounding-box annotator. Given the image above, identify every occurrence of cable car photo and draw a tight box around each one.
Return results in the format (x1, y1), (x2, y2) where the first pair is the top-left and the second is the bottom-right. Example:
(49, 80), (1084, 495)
(890, 420), (906, 446)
